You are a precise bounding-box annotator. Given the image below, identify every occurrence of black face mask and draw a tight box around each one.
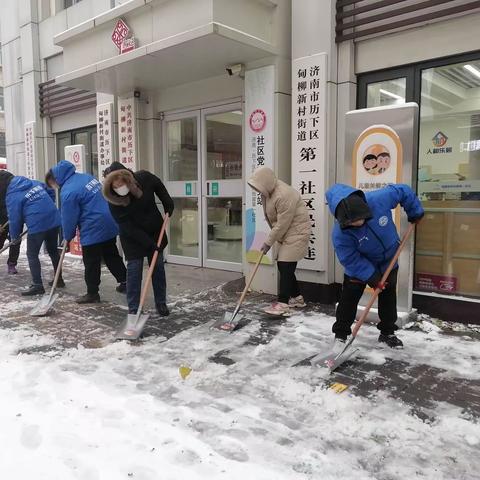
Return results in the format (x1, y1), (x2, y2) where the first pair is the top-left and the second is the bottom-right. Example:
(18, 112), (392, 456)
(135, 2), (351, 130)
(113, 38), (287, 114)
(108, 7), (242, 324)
(335, 194), (372, 229)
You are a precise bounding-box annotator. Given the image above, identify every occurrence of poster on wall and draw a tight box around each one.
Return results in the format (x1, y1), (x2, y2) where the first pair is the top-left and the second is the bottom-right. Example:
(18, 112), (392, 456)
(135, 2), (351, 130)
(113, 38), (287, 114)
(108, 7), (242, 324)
(245, 65), (275, 265)
(97, 102), (114, 178)
(291, 52), (327, 271)
(117, 98), (137, 171)
(65, 145), (85, 173)
(352, 124), (403, 225)
(24, 122), (37, 180)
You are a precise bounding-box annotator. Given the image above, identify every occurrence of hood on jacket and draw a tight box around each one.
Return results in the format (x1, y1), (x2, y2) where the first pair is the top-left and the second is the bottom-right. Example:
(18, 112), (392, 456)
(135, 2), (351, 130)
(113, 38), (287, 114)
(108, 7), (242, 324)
(326, 184), (371, 229)
(0, 170), (14, 186)
(103, 163), (143, 207)
(7, 176), (35, 194)
(248, 167), (277, 197)
(50, 160), (76, 187)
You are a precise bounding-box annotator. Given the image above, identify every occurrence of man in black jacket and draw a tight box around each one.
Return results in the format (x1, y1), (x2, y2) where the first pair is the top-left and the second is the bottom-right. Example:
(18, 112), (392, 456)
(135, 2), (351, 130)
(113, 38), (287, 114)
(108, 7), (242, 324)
(0, 170), (21, 274)
(102, 162), (174, 316)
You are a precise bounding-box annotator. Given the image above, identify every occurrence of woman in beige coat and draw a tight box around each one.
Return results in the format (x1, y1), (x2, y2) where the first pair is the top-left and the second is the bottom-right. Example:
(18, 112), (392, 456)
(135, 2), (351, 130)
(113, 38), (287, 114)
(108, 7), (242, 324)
(248, 167), (311, 315)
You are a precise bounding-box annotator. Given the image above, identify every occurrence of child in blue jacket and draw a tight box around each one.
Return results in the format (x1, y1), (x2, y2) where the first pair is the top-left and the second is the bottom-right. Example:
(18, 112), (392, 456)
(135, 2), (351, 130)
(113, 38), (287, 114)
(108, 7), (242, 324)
(6, 176), (62, 296)
(325, 183), (424, 349)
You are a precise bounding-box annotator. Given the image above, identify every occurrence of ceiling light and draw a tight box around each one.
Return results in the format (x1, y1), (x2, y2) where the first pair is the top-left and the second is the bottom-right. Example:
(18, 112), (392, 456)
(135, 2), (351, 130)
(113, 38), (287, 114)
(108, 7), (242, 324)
(464, 64), (480, 79)
(379, 89), (403, 100)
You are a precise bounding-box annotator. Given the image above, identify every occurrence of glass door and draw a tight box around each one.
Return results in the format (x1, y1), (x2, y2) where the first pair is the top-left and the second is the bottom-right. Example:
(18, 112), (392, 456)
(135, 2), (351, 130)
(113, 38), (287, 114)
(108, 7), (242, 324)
(202, 105), (243, 271)
(163, 112), (202, 267)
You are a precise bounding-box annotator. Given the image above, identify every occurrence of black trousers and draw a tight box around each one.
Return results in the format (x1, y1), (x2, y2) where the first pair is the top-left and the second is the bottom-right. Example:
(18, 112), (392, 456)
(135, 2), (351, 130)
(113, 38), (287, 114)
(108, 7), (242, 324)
(82, 238), (127, 294)
(0, 225), (21, 266)
(333, 268), (399, 339)
(277, 261), (301, 303)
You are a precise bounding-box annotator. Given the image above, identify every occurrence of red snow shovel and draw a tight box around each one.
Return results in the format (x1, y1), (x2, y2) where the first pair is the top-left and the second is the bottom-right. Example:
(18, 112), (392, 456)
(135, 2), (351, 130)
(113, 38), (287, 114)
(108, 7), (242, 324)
(30, 240), (68, 317)
(212, 251), (264, 333)
(311, 223), (416, 372)
(116, 213), (170, 341)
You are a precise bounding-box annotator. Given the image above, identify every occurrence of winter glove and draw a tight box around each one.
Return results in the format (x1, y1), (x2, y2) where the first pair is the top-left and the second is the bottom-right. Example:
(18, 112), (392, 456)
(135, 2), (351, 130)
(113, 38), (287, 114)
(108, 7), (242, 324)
(408, 212), (424, 224)
(367, 271), (386, 290)
(260, 243), (271, 254)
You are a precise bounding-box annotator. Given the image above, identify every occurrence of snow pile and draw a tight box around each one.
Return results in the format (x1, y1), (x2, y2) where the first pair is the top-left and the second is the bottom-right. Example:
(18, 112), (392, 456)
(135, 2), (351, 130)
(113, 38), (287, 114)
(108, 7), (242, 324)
(0, 312), (479, 480)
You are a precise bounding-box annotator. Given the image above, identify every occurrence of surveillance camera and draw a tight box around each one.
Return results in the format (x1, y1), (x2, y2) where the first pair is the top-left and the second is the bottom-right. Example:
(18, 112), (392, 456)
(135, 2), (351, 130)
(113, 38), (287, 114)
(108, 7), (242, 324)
(134, 90), (141, 98)
(226, 64), (244, 78)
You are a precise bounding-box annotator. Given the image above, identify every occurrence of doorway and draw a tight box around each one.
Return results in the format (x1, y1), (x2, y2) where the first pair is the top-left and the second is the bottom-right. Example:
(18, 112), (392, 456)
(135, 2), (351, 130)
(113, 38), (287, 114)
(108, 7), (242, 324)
(55, 126), (98, 177)
(163, 103), (243, 272)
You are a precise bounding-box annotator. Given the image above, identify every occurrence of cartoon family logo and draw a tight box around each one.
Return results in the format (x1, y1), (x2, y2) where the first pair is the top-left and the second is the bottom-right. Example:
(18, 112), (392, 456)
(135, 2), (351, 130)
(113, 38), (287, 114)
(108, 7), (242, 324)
(362, 144), (391, 176)
(432, 131), (448, 148)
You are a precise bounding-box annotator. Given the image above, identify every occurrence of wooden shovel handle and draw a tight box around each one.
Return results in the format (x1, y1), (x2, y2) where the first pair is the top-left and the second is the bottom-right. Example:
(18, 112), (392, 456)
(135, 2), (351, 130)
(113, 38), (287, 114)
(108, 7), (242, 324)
(236, 252), (264, 308)
(49, 240), (68, 298)
(138, 213), (170, 311)
(351, 222), (416, 338)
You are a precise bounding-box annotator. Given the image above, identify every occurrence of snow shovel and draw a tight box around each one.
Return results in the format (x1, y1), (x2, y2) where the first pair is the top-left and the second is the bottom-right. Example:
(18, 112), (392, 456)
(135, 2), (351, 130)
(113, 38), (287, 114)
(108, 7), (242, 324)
(30, 240), (68, 317)
(311, 223), (416, 372)
(0, 230), (27, 255)
(116, 213), (170, 341)
(211, 251), (264, 333)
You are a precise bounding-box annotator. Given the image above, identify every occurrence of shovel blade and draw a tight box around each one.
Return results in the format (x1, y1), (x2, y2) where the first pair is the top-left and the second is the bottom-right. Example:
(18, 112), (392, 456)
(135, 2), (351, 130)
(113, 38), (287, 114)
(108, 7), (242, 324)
(30, 293), (59, 317)
(310, 345), (359, 372)
(211, 311), (244, 332)
(116, 313), (150, 340)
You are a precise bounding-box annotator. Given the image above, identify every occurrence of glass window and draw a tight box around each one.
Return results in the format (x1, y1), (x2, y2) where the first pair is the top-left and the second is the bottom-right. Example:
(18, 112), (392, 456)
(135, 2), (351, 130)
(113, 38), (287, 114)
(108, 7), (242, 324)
(0, 132), (6, 158)
(207, 197), (242, 263)
(367, 78), (406, 108)
(206, 111), (242, 180)
(64, 0), (82, 8)
(415, 60), (480, 299)
(167, 118), (198, 181)
(0, 87), (3, 111)
(169, 198), (199, 257)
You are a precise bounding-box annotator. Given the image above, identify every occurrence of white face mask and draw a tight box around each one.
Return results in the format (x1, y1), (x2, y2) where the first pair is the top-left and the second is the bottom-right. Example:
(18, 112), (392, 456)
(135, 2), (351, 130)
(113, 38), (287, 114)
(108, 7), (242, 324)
(114, 185), (130, 196)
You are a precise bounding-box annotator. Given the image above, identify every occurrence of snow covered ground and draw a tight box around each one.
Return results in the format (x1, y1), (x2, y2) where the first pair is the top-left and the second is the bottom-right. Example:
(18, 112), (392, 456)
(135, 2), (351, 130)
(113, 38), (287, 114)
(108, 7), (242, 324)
(0, 309), (479, 480)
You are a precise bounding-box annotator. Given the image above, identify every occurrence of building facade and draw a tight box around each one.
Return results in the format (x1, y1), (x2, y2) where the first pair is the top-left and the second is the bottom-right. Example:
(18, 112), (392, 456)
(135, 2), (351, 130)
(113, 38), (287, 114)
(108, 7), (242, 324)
(0, 0), (478, 322)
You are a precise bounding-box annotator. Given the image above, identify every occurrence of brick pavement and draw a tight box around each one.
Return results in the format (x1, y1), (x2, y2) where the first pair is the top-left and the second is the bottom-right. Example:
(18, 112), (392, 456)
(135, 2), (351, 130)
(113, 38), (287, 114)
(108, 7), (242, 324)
(1, 253), (480, 421)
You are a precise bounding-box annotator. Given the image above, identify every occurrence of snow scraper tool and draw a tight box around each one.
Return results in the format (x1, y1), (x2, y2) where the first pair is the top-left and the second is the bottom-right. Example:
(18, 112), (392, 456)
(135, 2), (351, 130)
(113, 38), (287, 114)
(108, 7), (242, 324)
(0, 230), (27, 255)
(310, 223), (416, 372)
(212, 252), (264, 332)
(116, 214), (170, 341)
(30, 240), (68, 317)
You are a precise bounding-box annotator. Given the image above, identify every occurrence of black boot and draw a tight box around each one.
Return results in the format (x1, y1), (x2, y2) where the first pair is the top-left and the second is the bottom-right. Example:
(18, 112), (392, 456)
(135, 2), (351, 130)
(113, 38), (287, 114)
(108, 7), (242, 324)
(156, 303), (170, 317)
(21, 285), (45, 296)
(49, 277), (65, 288)
(378, 333), (403, 348)
(76, 293), (101, 304)
(116, 282), (127, 294)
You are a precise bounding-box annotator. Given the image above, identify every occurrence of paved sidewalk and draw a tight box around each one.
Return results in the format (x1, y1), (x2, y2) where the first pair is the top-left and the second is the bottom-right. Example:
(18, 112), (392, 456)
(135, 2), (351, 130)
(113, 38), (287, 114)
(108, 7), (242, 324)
(1, 252), (480, 423)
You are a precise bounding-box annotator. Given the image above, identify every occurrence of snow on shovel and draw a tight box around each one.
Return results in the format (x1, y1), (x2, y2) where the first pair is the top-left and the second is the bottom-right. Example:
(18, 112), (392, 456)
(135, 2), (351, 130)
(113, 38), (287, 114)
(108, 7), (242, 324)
(311, 223), (416, 373)
(211, 252), (264, 333)
(116, 214), (170, 341)
(30, 240), (68, 317)
(0, 229), (27, 255)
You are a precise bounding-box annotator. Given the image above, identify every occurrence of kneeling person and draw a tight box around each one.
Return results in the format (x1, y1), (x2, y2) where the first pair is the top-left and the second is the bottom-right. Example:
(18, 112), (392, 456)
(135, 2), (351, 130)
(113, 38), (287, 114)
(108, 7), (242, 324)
(325, 183), (424, 350)
(102, 162), (174, 317)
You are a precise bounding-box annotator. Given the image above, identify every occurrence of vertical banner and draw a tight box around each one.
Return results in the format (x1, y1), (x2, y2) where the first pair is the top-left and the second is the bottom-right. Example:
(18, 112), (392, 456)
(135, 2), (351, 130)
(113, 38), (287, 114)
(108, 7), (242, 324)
(97, 102), (114, 178)
(292, 53), (327, 270)
(24, 121), (37, 180)
(118, 98), (137, 170)
(65, 145), (85, 174)
(245, 65), (275, 264)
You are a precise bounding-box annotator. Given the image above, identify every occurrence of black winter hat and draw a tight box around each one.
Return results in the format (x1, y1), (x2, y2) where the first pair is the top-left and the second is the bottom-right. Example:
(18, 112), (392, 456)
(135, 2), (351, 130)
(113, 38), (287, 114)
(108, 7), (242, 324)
(335, 192), (372, 229)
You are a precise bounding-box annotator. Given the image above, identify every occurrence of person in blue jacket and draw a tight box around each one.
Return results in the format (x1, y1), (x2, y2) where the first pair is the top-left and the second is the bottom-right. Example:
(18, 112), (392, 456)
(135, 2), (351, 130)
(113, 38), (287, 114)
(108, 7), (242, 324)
(6, 176), (62, 296)
(325, 183), (424, 349)
(48, 160), (127, 304)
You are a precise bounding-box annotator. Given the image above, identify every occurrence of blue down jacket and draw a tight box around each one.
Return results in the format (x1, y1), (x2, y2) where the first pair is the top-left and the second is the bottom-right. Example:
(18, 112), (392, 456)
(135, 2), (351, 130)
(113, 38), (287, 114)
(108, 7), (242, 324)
(325, 183), (424, 281)
(6, 177), (60, 239)
(51, 160), (118, 246)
